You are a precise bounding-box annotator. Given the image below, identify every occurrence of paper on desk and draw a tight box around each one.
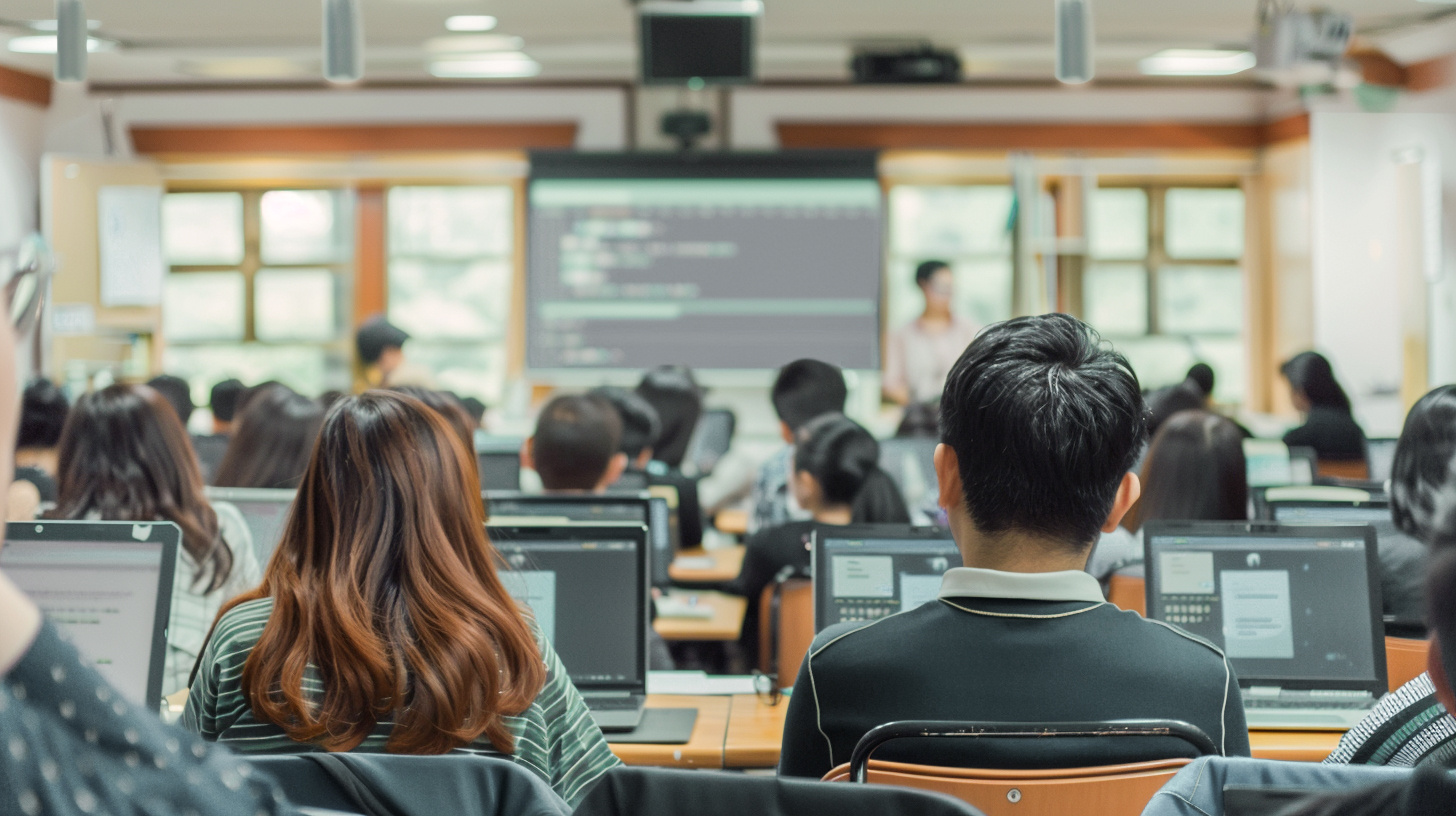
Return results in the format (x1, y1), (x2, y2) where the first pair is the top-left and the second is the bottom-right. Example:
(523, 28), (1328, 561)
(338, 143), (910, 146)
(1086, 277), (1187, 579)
(648, 671), (758, 696)
(674, 556), (716, 570)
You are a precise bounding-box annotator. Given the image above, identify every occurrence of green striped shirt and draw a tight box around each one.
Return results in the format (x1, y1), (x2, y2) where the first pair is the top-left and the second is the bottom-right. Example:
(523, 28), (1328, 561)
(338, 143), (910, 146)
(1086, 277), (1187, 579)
(181, 598), (621, 807)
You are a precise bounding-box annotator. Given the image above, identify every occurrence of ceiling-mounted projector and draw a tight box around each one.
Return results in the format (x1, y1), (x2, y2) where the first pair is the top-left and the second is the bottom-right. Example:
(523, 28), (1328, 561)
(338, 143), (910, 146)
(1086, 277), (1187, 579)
(638, 0), (760, 85)
(851, 46), (962, 84)
(1255, 1), (1352, 77)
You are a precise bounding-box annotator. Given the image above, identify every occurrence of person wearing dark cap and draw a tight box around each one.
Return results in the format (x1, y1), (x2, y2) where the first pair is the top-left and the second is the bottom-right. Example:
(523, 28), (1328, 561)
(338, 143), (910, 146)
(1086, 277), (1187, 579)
(355, 315), (413, 389)
(209, 378), (245, 435)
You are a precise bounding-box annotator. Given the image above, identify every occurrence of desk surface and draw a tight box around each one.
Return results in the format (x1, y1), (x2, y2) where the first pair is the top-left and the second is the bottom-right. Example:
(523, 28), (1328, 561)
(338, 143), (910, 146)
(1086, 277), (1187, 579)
(608, 695), (730, 769)
(1248, 730), (1342, 763)
(715, 509), (749, 537)
(669, 546), (746, 584)
(653, 591), (747, 641)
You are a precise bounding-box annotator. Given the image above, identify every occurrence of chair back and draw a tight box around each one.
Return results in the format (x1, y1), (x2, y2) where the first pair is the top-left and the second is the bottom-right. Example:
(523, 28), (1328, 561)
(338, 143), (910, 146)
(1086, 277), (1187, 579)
(1105, 574), (1145, 616)
(1316, 460), (1371, 481)
(1385, 636), (1430, 691)
(759, 577), (814, 681)
(684, 409), (736, 477)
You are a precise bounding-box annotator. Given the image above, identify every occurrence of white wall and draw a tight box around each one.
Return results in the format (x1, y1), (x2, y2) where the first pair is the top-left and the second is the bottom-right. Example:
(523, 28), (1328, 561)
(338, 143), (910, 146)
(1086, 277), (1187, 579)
(0, 96), (47, 247)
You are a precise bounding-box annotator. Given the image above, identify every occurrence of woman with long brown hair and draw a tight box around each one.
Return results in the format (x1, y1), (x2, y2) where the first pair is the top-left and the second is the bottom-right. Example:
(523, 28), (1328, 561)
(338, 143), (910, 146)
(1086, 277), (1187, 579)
(212, 384), (325, 489)
(182, 391), (619, 806)
(50, 383), (262, 695)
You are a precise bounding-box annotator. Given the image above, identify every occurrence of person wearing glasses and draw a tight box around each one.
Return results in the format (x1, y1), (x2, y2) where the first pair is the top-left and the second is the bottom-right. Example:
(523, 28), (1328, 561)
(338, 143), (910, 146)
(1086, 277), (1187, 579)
(882, 260), (980, 408)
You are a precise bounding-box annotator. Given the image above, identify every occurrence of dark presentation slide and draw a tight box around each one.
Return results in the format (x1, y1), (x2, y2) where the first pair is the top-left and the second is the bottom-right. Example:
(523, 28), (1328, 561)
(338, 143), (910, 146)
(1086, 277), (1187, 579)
(527, 152), (883, 371)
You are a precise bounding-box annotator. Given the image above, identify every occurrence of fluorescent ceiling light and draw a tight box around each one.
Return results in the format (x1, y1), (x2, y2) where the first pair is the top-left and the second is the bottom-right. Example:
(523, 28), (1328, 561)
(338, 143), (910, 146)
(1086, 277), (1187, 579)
(446, 15), (497, 31)
(178, 58), (315, 79)
(425, 34), (524, 53)
(430, 52), (541, 78)
(7, 35), (117, 54)
(27, 19), (101, 31)
(1140, 49), (1256, 76)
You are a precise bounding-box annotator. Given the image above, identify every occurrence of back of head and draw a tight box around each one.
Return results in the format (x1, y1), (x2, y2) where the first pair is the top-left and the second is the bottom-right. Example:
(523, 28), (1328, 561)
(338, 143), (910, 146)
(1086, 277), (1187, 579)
(940, 313), (1147, 548)
(1130, 410), (1248, 532)
(390, 386), (475, 454)
(53, 384), (230, 590)
(355, 316), (410, 366)
(635, 366), (703, 468)
(772, 359), (848, 432)
(1146, 381), (1207, 437)
(460, 396), (487, 426)
(590, 386), (661, 460)
(147, 374), (195, 426)
(213, 385), (325, 490)
(232, 390), (543, 754)
(1281, 351), (1351, 412)
(209, 379), (246, 424)
(1391, 385), (1456, 548)
(17, 378), (69, 450)
(532, 394), (623, 490)
(914, 260), (949, 287)
(795, 414), (910, 524)
(1186, 363), (1216, 398)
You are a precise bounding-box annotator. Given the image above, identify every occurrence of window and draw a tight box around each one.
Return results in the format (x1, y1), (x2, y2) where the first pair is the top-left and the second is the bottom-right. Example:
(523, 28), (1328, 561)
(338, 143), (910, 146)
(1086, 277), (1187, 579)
(161, 189), (353, 406)
(886, 185), (1015, 332)
(1082, 185), (1246, 403)
(386, 186), (515, 404)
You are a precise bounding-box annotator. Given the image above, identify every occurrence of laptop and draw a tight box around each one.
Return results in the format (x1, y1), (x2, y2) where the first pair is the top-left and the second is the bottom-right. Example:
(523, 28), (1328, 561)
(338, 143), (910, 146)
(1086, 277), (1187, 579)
(206, 486), (296, 564)
(1243, 440), (1316, 488)
(1366, 438), (1398, 484)
(1, 520), (180, 711)
(1144, 521), (1387, 730)
(811, 524), (960, 632)
(476, 436), (523, 491)
(484, 491), (676, 587)
(488, 523), (650, 732)
(191, 434), (231, 485)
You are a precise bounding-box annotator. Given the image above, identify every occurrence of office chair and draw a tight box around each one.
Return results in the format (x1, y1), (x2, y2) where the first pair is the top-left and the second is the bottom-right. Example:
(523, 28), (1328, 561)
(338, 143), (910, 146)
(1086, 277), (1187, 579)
(759, 573), (814, 680)
(683, 409), (735, 477)
(1386, 636), (1431, 691)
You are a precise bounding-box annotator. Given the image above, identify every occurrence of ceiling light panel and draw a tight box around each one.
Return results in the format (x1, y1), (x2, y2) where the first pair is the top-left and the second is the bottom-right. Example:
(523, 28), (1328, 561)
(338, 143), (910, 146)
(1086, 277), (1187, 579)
(1139, 49), (1255, 76)
(446, 15), (497, 31)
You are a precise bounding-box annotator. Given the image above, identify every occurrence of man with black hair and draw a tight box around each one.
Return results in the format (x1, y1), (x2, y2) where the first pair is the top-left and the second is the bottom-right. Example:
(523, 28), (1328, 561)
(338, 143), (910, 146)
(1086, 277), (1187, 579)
(209, 379), (245, 435)
(522, 395), (628, 493)
(147, 375), (195, 428)
(356, 315), (434, 389)
(590, 386), (662, 471)
(749, 359), (847, 534)
(779, 314), (1248, 779)
(883, 260), (980, 406)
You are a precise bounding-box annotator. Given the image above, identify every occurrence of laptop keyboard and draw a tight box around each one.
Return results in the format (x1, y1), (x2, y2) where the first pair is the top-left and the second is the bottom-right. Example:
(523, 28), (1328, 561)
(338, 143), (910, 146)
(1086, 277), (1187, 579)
(588, 696), (645, 711)
(1244, 698), (1372, 710)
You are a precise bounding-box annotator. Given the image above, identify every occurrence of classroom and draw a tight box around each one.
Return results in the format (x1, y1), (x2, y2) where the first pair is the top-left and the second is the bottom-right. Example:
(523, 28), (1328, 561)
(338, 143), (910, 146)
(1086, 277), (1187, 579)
(1, 1), (1455, 814)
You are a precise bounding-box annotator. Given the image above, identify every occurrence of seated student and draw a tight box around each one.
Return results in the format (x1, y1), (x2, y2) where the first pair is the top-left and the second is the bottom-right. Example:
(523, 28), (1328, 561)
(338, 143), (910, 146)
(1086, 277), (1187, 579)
(1087, 409), (1247, 582)
(148, 374), (196, 428)
(1326, 385), (1456, 768)
(12, 378), (68, 505)
(591, 386), (661, 475)
(1146, 363), (1215, 436)
(49, 384), (262, 695)
(392, 386), (477, 453)
(778, 314), (1249, 779)
(212, 384), (325, 491)
(1282, 351), (1367, 466)
(184, 391), (618, 807)
(209, 378), (245, 435)
(634, 366), (705, 548)
(523, 394), (627, 493)
(749, 360), (848, 535)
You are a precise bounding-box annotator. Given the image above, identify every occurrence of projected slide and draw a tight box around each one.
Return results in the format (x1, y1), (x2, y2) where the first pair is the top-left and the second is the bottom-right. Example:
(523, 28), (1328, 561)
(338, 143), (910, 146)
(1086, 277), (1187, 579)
(527, 153), (882, 371)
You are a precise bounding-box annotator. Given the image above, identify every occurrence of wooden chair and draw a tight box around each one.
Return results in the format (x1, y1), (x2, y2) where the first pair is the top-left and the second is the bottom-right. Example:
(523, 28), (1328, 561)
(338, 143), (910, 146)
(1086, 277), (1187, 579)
(758, 577), (814, 682)
(1385, 636), (1430, 691)
(824, 720), (1217, 816)
(1105, 574), (1145, 616)
(1316, 460), (1371, 482)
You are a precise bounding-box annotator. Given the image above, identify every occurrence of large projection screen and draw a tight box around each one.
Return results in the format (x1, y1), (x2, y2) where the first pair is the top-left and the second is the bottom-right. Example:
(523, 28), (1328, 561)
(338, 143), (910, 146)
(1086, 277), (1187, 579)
(526, 152), (882, 373)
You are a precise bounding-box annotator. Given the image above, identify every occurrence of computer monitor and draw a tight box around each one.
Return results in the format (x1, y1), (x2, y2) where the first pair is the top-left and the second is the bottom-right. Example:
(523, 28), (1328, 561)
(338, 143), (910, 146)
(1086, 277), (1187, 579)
(1367, 438), (1398, 484)
(811, 525), (960, 632)
(488, 524), (648, 692)
(484, 491), (674, 587)
(476, 436), (524, 492)
(1, 521), (179, 709)
(1143, 521), (1386, 695)
(1244, 440), (1316, 488)
(191, 434), (230, 485)
(206, 487), (296, 564)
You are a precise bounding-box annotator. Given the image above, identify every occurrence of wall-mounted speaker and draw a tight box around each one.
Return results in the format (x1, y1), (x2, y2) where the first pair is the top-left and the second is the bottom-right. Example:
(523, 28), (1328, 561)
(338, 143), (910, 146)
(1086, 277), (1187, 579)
(55, 0), (87, 83)
(322, 0), (364, 84)
(1054, 0), (1094, 85)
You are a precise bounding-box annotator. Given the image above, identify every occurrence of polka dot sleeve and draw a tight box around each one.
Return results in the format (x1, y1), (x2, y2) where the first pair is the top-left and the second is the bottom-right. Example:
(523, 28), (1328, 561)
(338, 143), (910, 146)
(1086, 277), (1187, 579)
(0, 620), (299, 816)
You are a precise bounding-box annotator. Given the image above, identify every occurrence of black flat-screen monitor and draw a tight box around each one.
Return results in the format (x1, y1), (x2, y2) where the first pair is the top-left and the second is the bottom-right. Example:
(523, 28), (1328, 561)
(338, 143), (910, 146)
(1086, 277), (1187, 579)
(639, 2), (757, 85)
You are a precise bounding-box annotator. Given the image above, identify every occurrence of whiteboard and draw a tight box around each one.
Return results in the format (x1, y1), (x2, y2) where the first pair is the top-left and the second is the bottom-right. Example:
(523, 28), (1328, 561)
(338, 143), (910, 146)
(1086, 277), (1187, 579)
(97, 186), (165, 307)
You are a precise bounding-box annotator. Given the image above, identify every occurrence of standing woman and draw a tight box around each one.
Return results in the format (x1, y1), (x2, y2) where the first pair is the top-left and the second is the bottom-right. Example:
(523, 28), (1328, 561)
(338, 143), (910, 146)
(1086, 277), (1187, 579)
(50, 384), (261, 695)
(1281, 351), (1367, 469)
(184, 392), (618, 807)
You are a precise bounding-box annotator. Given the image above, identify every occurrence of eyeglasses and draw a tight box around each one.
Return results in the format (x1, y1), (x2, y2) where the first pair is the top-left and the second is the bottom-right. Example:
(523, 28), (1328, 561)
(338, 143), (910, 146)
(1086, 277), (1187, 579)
(752, 670), (781, 707)
(0, 234), (53, 334)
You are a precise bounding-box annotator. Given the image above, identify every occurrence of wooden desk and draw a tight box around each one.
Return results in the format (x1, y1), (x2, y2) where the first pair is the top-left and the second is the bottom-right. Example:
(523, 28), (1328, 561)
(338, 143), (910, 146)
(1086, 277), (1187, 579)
(608, 695), (730, 769)
(1249, 730), (1342, 763)
(669, 546), (746, 584)
(653, 591), (748, 641)
(725, 694), (790, 768)
(716, 509), (748, 536)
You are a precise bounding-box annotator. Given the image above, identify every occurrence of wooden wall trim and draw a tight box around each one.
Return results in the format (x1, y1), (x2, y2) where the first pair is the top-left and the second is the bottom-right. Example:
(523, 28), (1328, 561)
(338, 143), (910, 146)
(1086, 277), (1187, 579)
(131, 123), (578, 154)
(0, 63), (51, 107)
(1261, 113), (1309, 146)
(777, 122), (1285, 151)
(1407, 55), (1454, 93)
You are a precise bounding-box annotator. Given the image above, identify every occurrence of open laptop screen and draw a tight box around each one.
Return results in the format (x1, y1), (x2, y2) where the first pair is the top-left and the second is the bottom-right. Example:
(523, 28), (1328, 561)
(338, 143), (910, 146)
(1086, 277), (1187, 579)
(490, 527), (647, 691)
(812, 527), (960, 632)
(1144, 523), (1385, 693)
(485, 492), (676, 586)
(1, 522), (178, 708)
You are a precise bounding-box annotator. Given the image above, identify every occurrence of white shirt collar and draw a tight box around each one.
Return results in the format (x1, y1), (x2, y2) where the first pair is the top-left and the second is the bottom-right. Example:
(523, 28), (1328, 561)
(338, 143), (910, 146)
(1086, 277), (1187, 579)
(938, 567), (1106, 604)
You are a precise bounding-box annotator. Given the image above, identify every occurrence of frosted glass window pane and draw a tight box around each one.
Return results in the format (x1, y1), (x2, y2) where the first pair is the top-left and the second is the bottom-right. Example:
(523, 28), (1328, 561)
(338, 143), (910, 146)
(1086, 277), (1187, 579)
(1166, 188), (1245, 260)
(406, 342), (508, 404)
(1190, 337), (1246, 404)
(889, 186), (1014, 257)
(885, 258), (1012, 332)
(1112, 336), (1197, 393)
(389, 259), (511, 341)
(164, 273), (245, 342)
(260, 190), (350, 264)
(163, 193), (243, 266)
(1084, 264), (1148, 336)
(164, 344), (343, 401)
(1090, 188), (1148, 260)
(1158, 266), (1244, 334)
(255, 269), (338, 342)
(389, 186), (514, 258)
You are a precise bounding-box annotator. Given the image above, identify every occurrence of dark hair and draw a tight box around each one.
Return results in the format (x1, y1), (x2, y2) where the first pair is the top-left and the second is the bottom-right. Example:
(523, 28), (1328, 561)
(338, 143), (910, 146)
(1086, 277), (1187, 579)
(216, 391), (544, 754)
(147, 374), (195, 426)
(391, 387), (476, 455)
(1281, 351), (1352, 412)
(635, 366), (703, 469)
(1390, 385), (1456, 548)
(355, 316), (410, 366)
(213, 385), (326, 490)
(590, 386), (661, 460)
(1430, 550), (1456, 707)
(795, 414), (909, 524)
(939, 313), (1147, 548)
(532, 395), (622, 491)
(319, 390), (347, 412)
(51, 384), (233, 591)
(17, 378), (69, 449)
(1186, 364), (1215, 397)
(460, 396), (487, 425)
(915, 260), (950, 287)
(210, 379), (246, 423)
(1127, 410), (1247, 533)
(895, 401), (939, 439)
(771, 359), (847, 432)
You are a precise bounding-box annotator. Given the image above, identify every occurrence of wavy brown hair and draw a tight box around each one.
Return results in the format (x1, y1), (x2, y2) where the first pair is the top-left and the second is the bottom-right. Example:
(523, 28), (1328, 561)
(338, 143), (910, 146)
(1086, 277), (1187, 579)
(51, 384), (234, 591)
(216, 390), (543, 754)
